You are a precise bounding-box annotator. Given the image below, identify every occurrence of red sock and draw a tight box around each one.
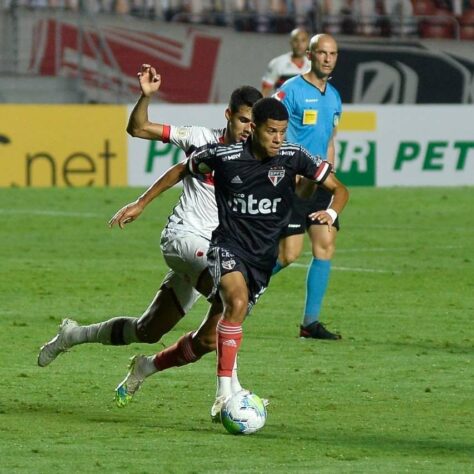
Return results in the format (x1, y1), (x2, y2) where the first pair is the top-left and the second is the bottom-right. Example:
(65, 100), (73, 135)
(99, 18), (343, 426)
(153, 332), (198, 371)
(216, 320), (242, 377)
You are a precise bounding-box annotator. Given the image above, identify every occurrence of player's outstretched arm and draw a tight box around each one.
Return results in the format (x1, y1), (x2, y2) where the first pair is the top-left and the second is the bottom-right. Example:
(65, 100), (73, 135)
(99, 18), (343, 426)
(127, 64), (165, 140)
(108, 162), (188, 229)
(309, 173), (349, 229)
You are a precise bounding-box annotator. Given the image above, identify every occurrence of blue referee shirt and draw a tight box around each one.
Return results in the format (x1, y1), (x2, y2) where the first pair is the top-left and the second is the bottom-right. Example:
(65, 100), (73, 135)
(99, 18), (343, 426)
(276, 75), (342, 158)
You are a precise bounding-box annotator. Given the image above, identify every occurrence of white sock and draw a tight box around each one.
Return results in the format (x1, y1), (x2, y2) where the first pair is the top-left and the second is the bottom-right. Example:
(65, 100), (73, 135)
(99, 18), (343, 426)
(66, 317), (138, 346)
(216, 376), (232, 398)
(231, 359), (243, 393)
(140, 355), (159, 378)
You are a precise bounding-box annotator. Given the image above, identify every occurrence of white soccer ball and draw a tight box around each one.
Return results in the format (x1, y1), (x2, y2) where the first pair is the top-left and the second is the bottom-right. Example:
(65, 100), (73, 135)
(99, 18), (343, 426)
(221, 390), (267, 435)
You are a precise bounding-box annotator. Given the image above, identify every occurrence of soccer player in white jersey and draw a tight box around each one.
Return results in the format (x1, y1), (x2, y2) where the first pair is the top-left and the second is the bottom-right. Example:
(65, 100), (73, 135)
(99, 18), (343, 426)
(118, 98), (349, 421)
(261, 28), (310, 97)
(37, 65), (262, 402)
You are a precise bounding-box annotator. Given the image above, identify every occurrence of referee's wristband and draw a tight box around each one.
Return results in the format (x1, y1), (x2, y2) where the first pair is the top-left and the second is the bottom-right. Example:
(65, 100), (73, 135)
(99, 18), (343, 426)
(326, 208), (338, 223)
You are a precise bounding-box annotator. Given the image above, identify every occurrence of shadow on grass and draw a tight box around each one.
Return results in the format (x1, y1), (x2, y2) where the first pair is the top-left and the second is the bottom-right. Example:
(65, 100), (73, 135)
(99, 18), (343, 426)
(261, 423), (473, 456)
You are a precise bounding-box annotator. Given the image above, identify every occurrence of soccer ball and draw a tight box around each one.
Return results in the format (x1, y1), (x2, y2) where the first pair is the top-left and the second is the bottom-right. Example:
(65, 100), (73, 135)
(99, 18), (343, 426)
(221, 390), (267, 435)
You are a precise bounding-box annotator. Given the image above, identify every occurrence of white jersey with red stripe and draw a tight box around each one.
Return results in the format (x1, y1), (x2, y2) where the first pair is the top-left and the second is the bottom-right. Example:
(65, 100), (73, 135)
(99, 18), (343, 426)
(161, 124), (224, 240)
(261, 52), (310, 93)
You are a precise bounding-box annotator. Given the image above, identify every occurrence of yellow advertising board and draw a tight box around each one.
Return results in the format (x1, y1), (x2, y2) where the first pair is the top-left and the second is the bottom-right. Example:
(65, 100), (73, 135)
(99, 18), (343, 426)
(339, 111), (376, 131)
(0, 105), (127, 187)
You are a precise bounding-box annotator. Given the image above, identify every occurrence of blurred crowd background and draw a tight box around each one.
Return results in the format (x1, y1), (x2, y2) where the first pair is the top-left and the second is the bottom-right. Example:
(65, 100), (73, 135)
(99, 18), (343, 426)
(2, 0), (474, 39)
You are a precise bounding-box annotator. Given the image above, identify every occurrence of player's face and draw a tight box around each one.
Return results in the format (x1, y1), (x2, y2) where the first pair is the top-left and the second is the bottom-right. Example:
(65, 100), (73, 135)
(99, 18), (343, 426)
(226, 105), (253, 143)
(307, 37), (338, 79)
(252, 119), (288, 158)
(290, 31), (309, 58)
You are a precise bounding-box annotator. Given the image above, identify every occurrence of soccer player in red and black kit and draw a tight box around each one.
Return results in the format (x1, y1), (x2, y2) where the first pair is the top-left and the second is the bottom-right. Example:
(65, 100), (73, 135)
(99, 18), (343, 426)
(187, 97), (349, 419)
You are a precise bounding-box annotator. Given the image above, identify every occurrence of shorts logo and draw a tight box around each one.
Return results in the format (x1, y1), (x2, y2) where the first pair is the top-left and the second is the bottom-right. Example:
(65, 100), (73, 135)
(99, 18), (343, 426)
(195, 249), (205, 258)
(222, 259), (236, 270)
(268, 167), (285, 187)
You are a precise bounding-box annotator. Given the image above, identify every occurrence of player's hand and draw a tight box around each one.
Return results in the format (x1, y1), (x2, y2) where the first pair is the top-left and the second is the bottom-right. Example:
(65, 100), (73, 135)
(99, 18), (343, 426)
(137, 64), (161, 97)
(108, 200), (144, 230)
(308, 210), (333, 231)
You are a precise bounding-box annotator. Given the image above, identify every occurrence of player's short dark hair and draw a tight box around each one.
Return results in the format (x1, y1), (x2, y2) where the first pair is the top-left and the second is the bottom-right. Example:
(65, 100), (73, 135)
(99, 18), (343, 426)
(229, 86), (263, 113)
(252, 98), (289, 125)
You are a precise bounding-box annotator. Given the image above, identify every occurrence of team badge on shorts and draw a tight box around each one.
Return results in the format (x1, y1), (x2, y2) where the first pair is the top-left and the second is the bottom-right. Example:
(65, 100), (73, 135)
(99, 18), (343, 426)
(268, 167), (285, 187)
(222, 259), (236, 270)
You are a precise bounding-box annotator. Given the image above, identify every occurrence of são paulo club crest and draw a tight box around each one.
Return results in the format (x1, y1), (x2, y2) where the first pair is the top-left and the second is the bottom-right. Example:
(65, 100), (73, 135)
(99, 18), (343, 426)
(222, 259), (236, 270)
(268, 167), (285, 187)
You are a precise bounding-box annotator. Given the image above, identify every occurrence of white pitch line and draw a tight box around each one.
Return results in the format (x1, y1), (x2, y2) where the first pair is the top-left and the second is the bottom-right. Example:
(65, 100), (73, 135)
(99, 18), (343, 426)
(303, 244), (463, 255)
(290, 262), (398, 273)
(0, 209), (103, 218)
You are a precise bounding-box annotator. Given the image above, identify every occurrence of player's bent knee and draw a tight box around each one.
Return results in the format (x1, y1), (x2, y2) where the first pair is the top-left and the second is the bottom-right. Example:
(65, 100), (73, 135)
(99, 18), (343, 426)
(135, 320), (162, 344)
(279, 251), (299, 266)
(313, 244), (336, 260)
(226, 296), (248, 319)
(192, 333), (216, 355)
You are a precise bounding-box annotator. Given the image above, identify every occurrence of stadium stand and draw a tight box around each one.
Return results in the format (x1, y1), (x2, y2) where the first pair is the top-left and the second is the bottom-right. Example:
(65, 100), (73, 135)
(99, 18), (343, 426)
(1, 0), (474, 38)
(1, 0), (473, 103)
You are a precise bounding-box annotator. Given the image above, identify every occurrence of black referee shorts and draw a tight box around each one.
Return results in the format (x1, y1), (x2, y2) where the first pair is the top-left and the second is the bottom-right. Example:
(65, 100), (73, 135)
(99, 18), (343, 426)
(280, 187), (340, 238)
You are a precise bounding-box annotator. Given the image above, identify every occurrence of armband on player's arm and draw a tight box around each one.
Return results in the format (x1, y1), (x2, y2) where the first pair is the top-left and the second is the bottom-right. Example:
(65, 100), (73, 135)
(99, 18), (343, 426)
(187, 150), (213, 175)
(161, 124), (171, 143)
(188, 159), (212, 175)
(312, 160), (332, 183)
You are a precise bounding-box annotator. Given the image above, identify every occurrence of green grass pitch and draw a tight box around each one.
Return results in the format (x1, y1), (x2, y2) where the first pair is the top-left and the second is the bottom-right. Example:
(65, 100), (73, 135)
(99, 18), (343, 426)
(1, 186), (473, 473)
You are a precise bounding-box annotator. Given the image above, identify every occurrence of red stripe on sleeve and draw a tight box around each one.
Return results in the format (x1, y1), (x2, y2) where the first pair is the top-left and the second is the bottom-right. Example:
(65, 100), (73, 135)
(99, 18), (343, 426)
(161, 124), (171, 143)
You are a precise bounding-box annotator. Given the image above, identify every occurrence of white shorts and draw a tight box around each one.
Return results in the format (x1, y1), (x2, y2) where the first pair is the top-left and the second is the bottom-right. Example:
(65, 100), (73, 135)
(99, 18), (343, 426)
(159, 228), (210, 314)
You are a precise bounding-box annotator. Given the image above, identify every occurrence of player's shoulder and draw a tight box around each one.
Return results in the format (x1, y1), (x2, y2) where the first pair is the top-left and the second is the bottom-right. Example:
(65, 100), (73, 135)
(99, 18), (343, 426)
(269, 51), (292, 66)
(281, 141), (322, 163)
(280, 141), (302, 154)
(192, 140), (219, 158)
(326, 82), (342, 101)
(281, 74), (303, 90)
(215, 141), (244, 158)
(275, 75), (302, 101)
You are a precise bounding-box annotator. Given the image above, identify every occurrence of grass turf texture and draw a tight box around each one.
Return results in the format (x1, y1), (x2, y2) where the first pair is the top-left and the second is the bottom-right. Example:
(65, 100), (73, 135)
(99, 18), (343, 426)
(0, 186), (473, 473)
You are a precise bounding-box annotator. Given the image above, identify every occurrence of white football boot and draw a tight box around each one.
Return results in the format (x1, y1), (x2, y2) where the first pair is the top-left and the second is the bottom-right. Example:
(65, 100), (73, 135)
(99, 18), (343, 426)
(211, 395), (231, 423)
(37, 318), (78, 367)
(115, 355), (148, 408)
